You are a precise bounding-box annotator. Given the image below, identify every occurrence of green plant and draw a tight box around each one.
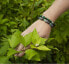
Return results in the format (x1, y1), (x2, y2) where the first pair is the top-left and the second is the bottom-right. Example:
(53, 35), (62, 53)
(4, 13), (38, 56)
(0, 29), (53, 63)
(0, 0), (69, 64)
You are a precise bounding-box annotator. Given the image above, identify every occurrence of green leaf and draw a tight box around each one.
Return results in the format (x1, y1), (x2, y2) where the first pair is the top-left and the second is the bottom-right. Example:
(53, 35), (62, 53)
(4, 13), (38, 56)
(47, 38), (55, 43)
(0, 42), (9, 56)
(15, 0), (22, 3)
(36, 45), (51, 51)
(0, 14), (3, 20)
(25, 49), (38, 60)
(30, 44), (36, 48)
(32, 53), (40, 61)
(0, 19), (8, 24)
(34, 0), (43, 7)
(32, 28), (40, 45)
(19, 35), (26, 47)
(32, 51), (46, 61)
(32, 29), (47, 46)
(7, 48), (19, 56)
(47, 45), (59, 51)
(23, 32), (32, 47)
(0, 56), (11, 64)
(22, 18), (29, 28)
(8, 30), (22, 48)
(40, 37), (47, 45)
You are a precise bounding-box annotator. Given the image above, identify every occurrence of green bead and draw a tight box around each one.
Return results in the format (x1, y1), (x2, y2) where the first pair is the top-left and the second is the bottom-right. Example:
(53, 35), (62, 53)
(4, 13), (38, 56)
(43, 16), (46, 19)
(44, 19), (46, 22)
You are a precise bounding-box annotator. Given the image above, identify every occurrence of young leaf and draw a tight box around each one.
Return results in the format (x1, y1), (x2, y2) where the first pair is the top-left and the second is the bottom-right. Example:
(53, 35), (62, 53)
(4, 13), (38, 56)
(23, 32), (32, 47)
(32, 28), (40, 45)
(8, 30), (23, 48)
(32, 29), (47, 45)
(30, 44), (36, 48)
(36, 45), (51, 51)
(0, 42), (9, 56)
(40, 37), (47, 45)
(0, 56), (11, 64)
(19, 35), (26, 47)
(7, 48), (19, 56)
(32, 53), (41, 61)
(25, 49), (38, 60)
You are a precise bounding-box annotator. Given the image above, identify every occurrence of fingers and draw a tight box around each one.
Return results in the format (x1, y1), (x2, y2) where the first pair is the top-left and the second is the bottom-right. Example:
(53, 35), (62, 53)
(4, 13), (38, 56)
(18, 52), (25, 57)
(14, 44), (24, 56)
(15, 31), (27, 57)
(17, 44), (24, 51)
(17, 45), (30, 57)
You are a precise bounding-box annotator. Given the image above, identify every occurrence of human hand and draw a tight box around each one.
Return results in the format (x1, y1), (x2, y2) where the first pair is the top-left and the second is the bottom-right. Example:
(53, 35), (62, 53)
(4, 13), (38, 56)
(15, 19), (51, 57)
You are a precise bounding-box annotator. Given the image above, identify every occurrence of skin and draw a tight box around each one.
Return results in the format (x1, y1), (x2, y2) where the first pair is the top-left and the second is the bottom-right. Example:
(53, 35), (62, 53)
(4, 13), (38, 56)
(15, 0), (69, 57)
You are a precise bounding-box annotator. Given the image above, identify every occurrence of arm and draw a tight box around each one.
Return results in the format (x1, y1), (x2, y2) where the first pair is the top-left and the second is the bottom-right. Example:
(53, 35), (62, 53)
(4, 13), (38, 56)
(43, 0), (69, 22)
(15, 0), (69, 57)
(20, 0), (69, 40)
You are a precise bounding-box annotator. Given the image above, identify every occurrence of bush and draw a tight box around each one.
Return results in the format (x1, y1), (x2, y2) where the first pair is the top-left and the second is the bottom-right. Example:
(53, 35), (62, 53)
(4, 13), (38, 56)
(0, 0), (69, 64)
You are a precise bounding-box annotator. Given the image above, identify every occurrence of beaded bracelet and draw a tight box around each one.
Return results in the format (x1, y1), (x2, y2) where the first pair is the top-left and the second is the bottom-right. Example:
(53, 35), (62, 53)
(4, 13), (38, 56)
(38, 15), (55, 28)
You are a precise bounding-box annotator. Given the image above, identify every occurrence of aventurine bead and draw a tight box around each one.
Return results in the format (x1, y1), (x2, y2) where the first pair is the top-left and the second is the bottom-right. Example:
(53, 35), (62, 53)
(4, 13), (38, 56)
(50, 23), (53, 27)
(42, 16), (46, 19)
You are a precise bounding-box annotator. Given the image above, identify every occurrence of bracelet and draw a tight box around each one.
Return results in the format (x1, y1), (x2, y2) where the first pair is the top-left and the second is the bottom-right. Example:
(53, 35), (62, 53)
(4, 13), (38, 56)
(38, 15), (55, 28)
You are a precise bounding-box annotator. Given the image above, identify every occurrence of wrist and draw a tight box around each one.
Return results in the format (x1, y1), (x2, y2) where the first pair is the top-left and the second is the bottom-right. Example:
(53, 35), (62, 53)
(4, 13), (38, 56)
(42, 0), (69, 22)
(42, 11), (54, 22)
(42, 10), (56, 22)
(38, 15), (55, 28)
(37, 19), (51, 29)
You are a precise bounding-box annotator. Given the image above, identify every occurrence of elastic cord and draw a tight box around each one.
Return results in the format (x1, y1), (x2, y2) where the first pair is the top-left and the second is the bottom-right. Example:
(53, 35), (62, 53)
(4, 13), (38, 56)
(38, 15), (55, 28)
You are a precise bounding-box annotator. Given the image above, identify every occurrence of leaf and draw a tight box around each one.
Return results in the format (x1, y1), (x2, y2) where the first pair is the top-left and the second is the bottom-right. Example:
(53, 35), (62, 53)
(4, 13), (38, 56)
(34, 38), (41, 46)
(47, 45), (59, 51)
(25, 49), (38, 60)
(15, 0), (22, 3)
(36, 45), (51, 51)
(19, 35), (26, 46)
(0, 26), (7, 34)
(32, 29), (47, 46)
(11, 29), (18, 33)
(23, 32), (32, 47)
(7, 48), (19, 56)
(8, 30), (23, 48)
(30, 44), (36, 48)
(34, 0), (43, 7)
(32, 28), (40, 45)
(0, 42), (9, 56)
(47, 38), (55, 43)
(32, 53), (40, 61)
(40, 37), (47, 45)
(22, 18), (29, 28)
(54, 30), (63, 43)
(0, 19), (8, 24)
(0, 14), (3, 20)
(0, 56), (11, 64)
(32, 51), (46, 61)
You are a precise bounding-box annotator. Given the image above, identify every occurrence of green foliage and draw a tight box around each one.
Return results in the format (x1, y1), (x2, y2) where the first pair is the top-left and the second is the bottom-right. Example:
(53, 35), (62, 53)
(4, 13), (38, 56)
(23, 32), (32, 47)
(0, 28), (51, 63)
(0, 0), (69, 63)
(0, 41), (9, 56)
(0, 56), (11, 64)
(25, 49), (38, 60)
(36, 45), (51, 51)
(7, 48), (19, 56)
(8, 30), (22, 48)
(8, 29), (51, 61)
